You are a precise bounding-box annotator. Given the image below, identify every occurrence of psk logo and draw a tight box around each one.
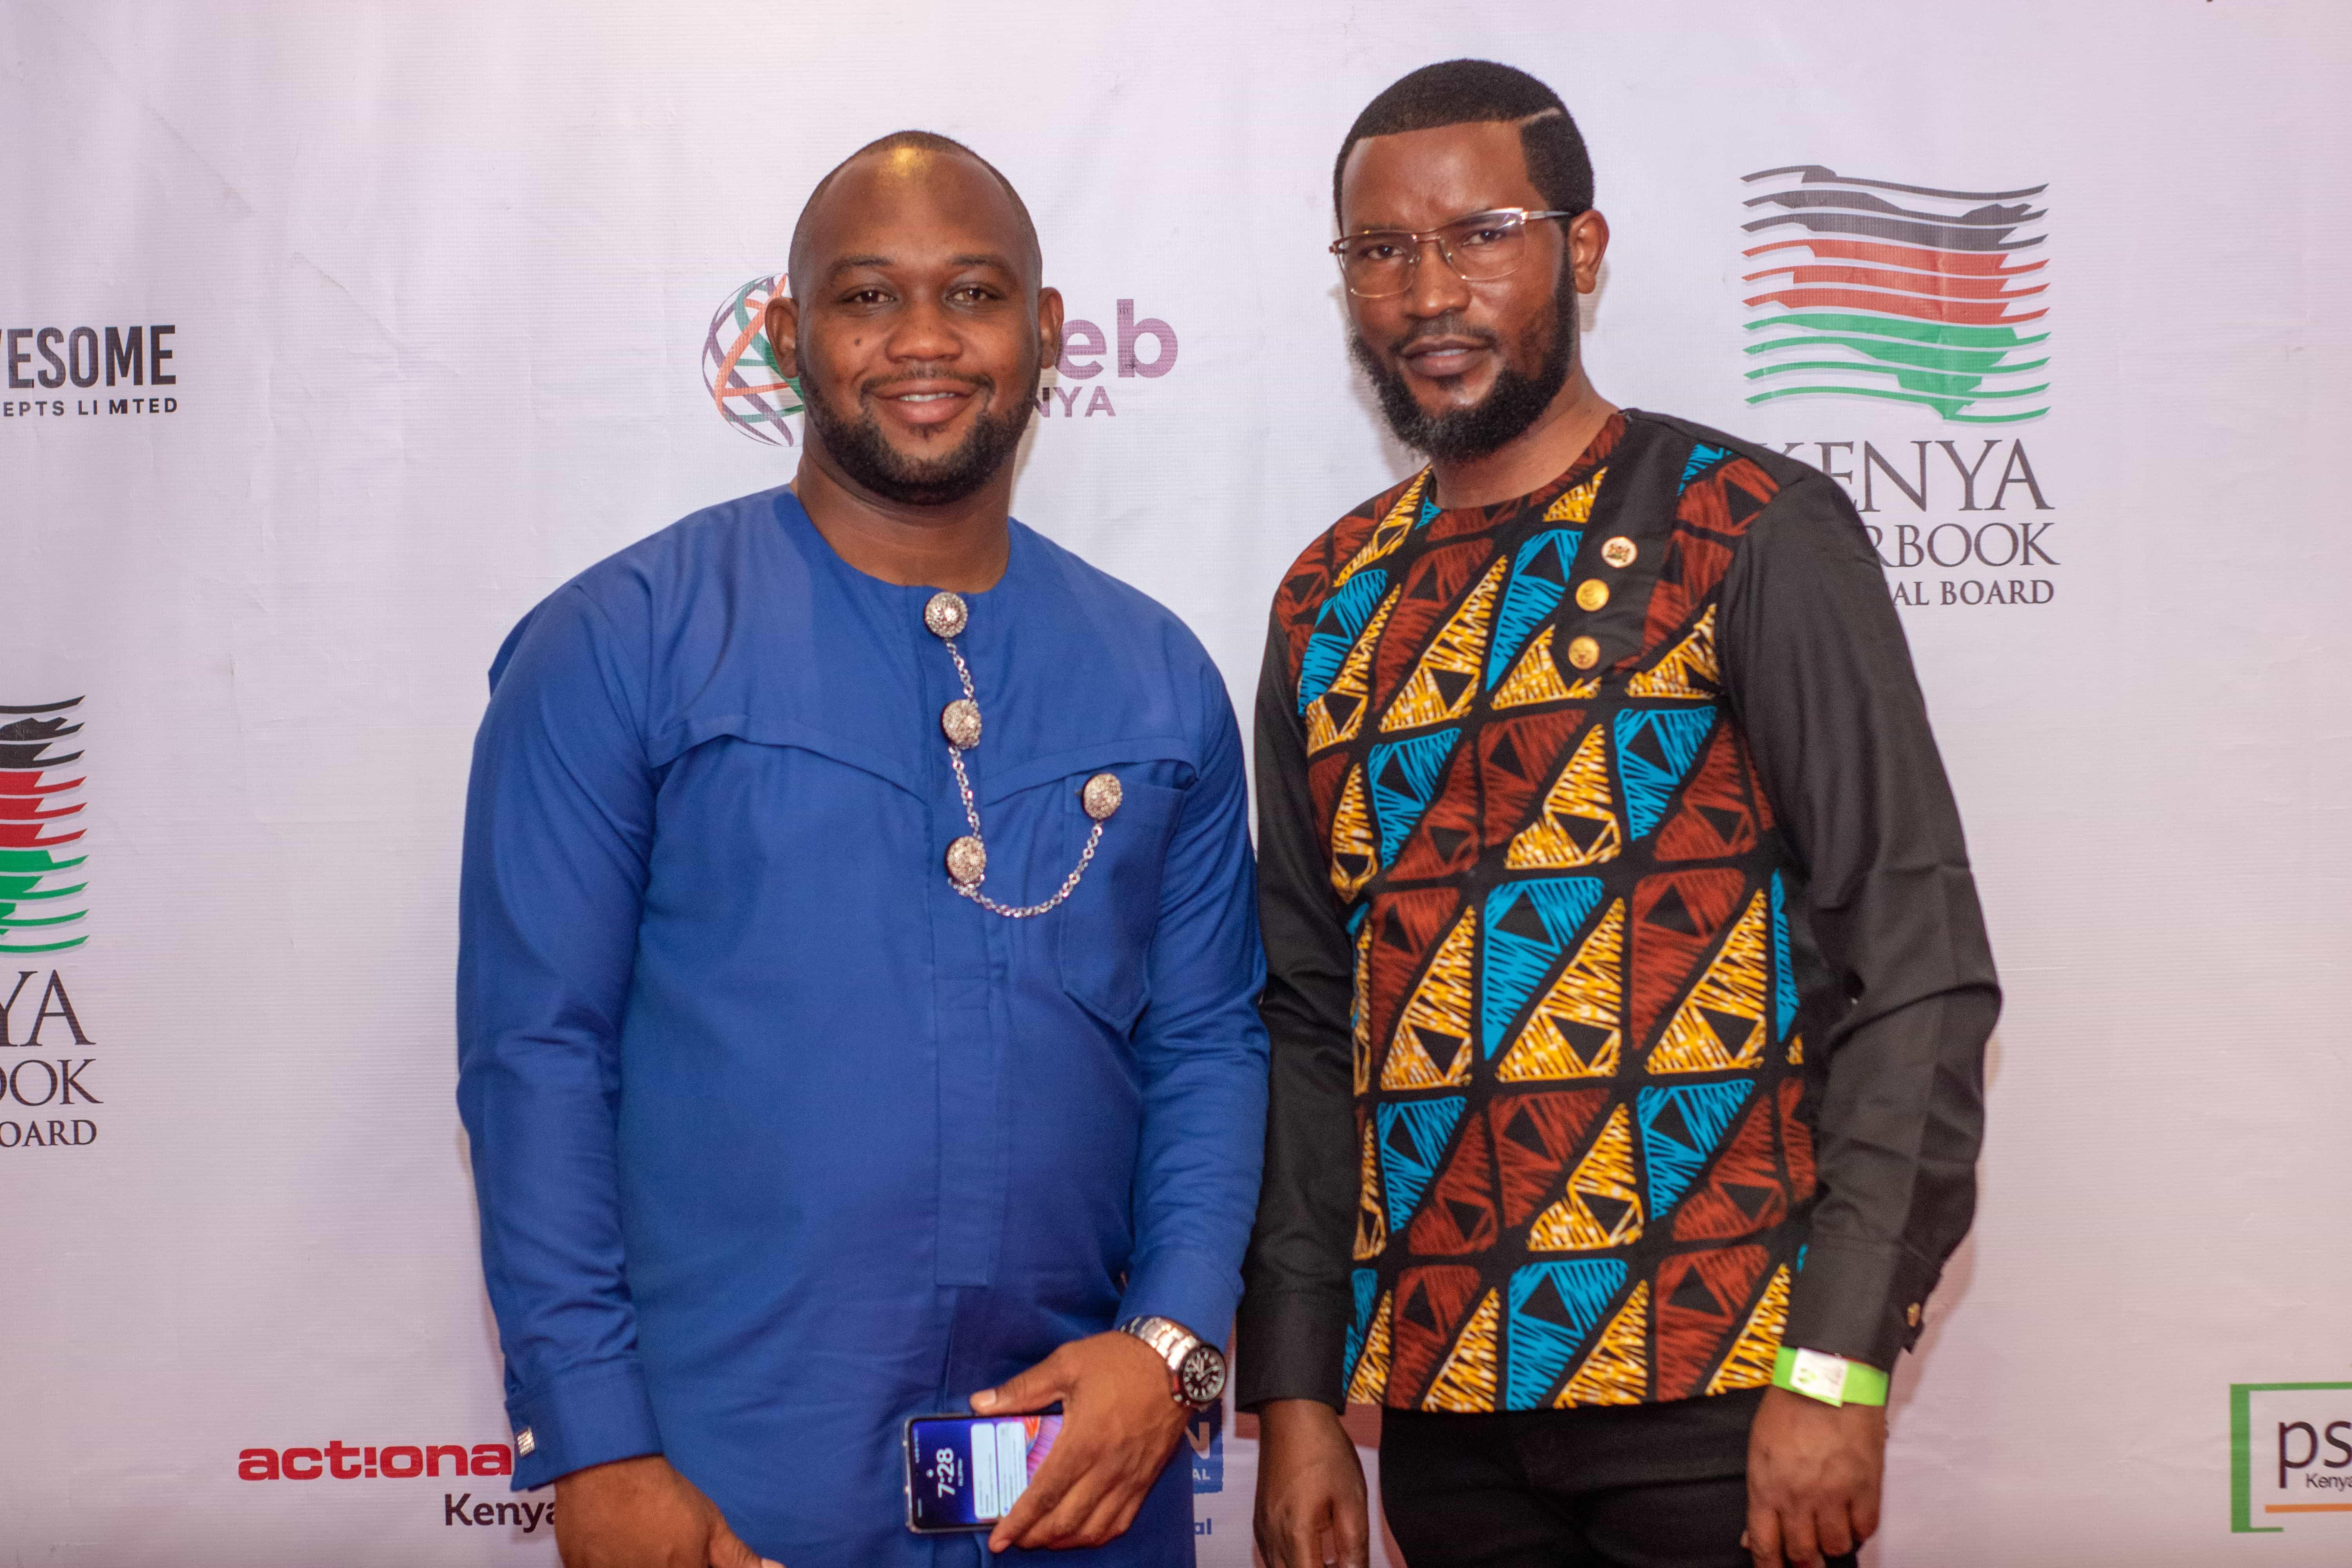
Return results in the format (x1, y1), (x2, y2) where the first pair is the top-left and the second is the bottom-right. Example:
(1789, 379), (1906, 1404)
(0, 698), (88, 955)
(703, 272), (802, 445)
(1738, 165), (2050, 424)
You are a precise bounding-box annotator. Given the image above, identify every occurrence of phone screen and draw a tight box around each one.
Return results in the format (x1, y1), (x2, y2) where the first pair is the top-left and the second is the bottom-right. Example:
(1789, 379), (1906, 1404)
(904, 1413), (1063, 1532)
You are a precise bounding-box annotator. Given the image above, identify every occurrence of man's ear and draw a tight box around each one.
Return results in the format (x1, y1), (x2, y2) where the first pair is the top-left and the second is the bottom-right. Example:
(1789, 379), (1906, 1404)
(1568, 210), (1611, 295)
(763, 294), (802, 381)
(1036, 285), (1067, 376)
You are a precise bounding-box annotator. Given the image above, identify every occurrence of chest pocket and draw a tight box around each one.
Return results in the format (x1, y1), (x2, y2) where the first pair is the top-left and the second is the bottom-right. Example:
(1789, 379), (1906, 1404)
(980, 744), (1191, 1038)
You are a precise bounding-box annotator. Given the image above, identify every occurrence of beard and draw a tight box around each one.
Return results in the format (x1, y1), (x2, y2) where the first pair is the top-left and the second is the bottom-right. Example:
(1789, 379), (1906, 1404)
(1350, 275), (1577, 463)
(799, 348), (1041, 507)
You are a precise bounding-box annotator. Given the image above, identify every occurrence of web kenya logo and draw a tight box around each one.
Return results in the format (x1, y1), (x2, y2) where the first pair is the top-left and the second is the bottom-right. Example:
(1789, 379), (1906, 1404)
(237, 1439), (554, 1534)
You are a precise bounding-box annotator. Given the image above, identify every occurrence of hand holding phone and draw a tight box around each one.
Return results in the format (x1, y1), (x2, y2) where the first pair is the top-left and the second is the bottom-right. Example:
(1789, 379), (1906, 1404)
(966, 1330), (1189, 1552)
(904, 1413), (1065, 1532)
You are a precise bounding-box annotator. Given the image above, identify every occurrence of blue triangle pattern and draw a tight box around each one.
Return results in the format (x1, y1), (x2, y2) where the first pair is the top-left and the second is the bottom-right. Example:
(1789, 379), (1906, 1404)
(1679, 442), (1733, 490)
(1367, 728), (1463, 864)
(1377, 1095), (1467, 1234)
(1479, 877), (1606, 1058)
(1298, 568), (1391, 711)
(1505, 1259), (1628, 1407)
(1771, 873), (1798, 1039)
(1418, 487), (1441, 527)
(1636, 1080), (1755, 1219)
(1345, 1267), (1380, 1383)
(1613, 709), (1717, 840)
(1485, 529), (1580, 688)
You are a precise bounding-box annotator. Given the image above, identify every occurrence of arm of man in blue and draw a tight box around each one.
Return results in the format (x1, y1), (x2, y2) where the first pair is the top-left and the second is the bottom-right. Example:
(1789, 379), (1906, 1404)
(978, 657), (1269, 1553)
(1118, 659), (1272, 1341)
(456, 581), (662, 1485)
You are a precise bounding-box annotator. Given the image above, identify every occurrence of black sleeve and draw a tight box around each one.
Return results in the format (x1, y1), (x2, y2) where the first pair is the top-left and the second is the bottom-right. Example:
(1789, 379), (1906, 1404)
(1719, 472), (2001, 1372)
(1233, 611), (1361, 1410)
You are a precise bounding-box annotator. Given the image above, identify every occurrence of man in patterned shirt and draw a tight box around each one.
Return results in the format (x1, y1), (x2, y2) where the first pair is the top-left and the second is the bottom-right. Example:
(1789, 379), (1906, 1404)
(1238, 61), (1999, 1568)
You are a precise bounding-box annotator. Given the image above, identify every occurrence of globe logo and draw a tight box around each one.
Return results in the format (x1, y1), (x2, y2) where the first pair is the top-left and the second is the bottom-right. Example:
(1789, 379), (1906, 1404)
(704, 272), (802, 445)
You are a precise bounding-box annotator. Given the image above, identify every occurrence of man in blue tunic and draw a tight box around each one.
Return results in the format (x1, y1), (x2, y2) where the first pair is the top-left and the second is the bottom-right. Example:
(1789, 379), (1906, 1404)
(457, 131), (1268, 1567)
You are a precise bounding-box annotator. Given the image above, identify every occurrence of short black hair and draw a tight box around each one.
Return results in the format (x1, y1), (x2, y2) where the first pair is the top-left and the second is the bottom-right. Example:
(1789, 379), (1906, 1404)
(789, 129), (1042, 291)
(1333, 60), (1593, 229)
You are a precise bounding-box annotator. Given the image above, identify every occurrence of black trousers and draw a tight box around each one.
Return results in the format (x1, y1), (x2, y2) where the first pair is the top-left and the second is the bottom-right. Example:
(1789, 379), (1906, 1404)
(1378, 1390), (1858, 1568)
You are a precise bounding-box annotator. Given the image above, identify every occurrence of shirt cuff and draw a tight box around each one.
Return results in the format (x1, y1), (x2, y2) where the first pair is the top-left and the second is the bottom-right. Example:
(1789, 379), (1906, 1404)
(1233, 1287), (1350, 1411)
(1118, 1243), (1244, 1356)
(1783, 1234), (1941, 1371)
(505, 1359), (663, 1491)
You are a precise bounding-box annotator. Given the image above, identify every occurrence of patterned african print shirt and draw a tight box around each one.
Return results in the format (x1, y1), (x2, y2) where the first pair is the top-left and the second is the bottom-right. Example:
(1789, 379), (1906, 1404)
(1236, 410), (1998, 1415)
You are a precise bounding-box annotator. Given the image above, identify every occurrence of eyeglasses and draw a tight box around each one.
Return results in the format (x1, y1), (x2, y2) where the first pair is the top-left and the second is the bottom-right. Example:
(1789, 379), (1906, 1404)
(1330, 208), (1580, 298)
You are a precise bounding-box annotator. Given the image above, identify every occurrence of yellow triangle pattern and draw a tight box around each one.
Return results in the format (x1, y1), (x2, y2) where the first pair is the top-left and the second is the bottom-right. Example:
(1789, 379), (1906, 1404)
(1543, 467), (1607, 524)
(1492, 625), (1573, 710)
(1706, 1264), (1792, 1395)
(1306, 586), (1401, 755)
(1328, 765), (1377, 899)
(1353, 1115), (1388, 1261)
(1788, 1034), (1804, 1066)
(1528, 1103), (1644, 1251)
(1626, 605), (1720, 701)
(1346, 1292), (1394, 1404)
(1506, 724), (1621, 869)
(1557, 1281), (1650, 1407)
(1497, 900), (1625, 1081)
(1381, 910), (1477, 1090)
(1646, 889), (1770, 1074)
(1333, 472), (1428, 588)
(1380, 556), (1507, 732)
(1350, 916), (1375, 1096)
(1421, 1289), (1502, 1412)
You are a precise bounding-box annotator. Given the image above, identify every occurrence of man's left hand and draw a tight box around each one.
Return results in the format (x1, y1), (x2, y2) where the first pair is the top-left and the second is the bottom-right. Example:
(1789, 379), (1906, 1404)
(972, 1330), (1188, 1553)
(1744, 1385), (1886, 1567)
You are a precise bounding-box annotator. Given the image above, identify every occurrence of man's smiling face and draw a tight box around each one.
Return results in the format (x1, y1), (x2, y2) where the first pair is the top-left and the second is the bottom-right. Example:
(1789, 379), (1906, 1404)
(778, 145), (1059, 507)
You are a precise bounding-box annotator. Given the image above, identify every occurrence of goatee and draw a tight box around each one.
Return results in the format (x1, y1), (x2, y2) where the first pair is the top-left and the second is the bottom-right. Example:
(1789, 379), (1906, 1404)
(1351, 280), (1577, 463)
(800, 358), (1040, 507)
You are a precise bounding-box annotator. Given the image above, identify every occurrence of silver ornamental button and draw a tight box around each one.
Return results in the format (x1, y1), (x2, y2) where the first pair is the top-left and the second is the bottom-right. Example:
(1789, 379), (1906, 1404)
(1082, 773), (1123, 821)
(924, 591), (969, 639)
(945, 834), (987, 885)
(941, 698), (982, 749)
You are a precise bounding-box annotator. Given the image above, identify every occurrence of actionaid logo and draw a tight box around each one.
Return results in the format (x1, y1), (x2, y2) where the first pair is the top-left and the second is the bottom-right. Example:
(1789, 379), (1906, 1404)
(236, 1440), (514, 1481)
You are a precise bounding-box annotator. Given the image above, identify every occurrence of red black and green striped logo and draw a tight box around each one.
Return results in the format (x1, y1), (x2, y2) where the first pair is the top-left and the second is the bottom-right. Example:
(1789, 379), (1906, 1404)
(1, 698), (87, 955)
(1739, 165), (2049, 423)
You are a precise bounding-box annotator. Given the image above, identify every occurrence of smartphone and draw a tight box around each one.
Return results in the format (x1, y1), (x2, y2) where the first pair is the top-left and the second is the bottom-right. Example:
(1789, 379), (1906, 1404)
(903, 1412), (1064, 1533)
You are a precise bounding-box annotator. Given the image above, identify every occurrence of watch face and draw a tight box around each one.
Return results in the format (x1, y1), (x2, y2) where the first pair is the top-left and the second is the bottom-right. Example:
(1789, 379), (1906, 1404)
(1178, 1343), (1227, 1406)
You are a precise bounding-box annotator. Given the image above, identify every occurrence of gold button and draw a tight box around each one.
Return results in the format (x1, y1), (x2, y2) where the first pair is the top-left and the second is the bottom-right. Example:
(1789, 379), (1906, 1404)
(1566, 635), (1601, 671)
(1083, 773), (1124, 820)
(945, 834), (987, 885)
(1601, 536), (1637, 569)
(924, 591), (969, 639)
(941, 699), (982, 749)
(1906, 1302), (1922, 1328)
(1574, 579), (1610, 612)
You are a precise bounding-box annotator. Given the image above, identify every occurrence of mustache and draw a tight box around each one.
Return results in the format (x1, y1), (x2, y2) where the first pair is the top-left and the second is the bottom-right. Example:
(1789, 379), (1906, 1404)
(859, 368), (993, 398)
(1388, 314), (1501, 356)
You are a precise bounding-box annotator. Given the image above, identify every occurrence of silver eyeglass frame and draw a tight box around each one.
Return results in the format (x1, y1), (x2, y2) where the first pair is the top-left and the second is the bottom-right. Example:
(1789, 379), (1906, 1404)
(1329, 207), (1581, 298)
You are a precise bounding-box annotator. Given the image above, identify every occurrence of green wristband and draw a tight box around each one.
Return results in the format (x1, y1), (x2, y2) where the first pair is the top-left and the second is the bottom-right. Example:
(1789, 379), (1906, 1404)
(1772, 1346), (1889, 1408)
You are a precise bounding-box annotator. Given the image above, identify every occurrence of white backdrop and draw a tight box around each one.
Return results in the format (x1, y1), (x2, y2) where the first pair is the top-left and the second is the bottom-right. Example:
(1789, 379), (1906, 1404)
(5, 2), (2352, 1563)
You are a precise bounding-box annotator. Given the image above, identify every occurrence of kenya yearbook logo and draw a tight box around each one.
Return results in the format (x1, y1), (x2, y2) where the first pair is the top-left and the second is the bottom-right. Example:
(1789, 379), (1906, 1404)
(705, 272), (804, 446)
(2, 699), (88, 956)
(1739, 165), (2050, 424)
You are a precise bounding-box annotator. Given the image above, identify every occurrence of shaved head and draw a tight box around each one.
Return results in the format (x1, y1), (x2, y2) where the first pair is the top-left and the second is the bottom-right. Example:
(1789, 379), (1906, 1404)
(789, 130), (1042, 293)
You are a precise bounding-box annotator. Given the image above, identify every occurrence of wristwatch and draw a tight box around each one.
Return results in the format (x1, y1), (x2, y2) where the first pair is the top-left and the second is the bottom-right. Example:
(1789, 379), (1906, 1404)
(1116, 1315), (1227, 1409)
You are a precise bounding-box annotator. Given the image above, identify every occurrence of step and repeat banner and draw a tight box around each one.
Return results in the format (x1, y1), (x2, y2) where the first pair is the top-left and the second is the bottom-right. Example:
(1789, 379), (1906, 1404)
(5, 2), (2349, 1563)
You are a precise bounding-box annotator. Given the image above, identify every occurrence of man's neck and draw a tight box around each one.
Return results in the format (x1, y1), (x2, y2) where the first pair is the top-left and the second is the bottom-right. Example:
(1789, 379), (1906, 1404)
(791, 444), (1014, 593)
(1429, 365), (1619, 510)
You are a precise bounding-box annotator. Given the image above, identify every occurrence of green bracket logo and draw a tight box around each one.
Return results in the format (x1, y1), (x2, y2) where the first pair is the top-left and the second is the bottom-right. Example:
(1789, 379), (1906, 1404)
(2231, 1381), (2352, 1533)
